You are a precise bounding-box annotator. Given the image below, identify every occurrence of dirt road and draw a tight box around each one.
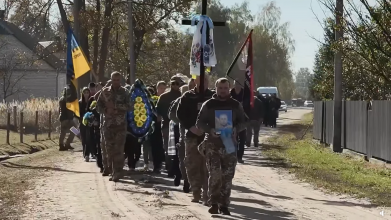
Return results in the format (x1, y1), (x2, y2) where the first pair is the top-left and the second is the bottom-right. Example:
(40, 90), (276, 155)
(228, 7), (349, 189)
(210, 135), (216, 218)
(20, 109), (390, 220)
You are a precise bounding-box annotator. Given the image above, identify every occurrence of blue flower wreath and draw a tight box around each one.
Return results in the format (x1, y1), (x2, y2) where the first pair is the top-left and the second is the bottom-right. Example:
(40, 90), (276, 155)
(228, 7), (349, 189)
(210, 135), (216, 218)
(127, 79), (156, 142)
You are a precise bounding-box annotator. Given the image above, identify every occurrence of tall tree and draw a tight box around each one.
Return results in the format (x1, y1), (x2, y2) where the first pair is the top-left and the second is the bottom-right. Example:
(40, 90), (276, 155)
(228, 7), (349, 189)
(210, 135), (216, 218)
(294, 67), (312, 99)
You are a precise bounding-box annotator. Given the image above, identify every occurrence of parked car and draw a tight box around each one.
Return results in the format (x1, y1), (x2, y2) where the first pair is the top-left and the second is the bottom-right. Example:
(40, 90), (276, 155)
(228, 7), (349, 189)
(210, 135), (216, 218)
(304, 100), (314, 107)
(279, 101), (287, 112)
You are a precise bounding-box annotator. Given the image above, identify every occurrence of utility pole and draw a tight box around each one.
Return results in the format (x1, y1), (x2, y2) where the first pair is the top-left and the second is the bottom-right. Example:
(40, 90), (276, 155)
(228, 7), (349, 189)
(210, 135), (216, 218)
(333, 0), (343, 153)
(128, 0), (136, 84)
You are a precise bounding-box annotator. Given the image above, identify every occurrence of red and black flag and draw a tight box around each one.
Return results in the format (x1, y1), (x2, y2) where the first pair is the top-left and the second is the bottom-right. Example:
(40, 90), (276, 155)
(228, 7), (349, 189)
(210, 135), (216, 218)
(226, 30), (254, 116)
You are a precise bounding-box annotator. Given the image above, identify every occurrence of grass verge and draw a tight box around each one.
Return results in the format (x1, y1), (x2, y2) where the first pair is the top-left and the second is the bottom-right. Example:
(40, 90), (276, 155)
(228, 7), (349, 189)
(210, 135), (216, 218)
(263, 113), (391, 206)
(0, 129), (60, 156)
(0, 142), (71, 219)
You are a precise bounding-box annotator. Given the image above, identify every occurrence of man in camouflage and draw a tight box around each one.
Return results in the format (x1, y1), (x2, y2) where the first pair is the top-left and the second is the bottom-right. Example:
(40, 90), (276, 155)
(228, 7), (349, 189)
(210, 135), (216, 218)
(176, 75), (214, 203)
(96, 72), (132, 182)
(94, 80), (111, 175)
(58, 87), (76, 151)
(196, 78), (246, 215)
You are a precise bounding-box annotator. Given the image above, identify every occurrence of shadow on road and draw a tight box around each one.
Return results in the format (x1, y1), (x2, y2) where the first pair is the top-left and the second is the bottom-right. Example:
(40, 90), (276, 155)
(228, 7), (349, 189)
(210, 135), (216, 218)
(0, 161), (93, 174)
(232, 185), (292, 200)
(304, 197), (377, 208)
(228, 203), (296, 220)
(120, 171), (175, 190)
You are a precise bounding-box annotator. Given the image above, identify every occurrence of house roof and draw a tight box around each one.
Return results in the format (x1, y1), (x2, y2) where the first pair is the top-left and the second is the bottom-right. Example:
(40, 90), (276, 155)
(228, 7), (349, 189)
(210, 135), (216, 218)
(38, 41), (54, 48)
(0, 20), (64, 70)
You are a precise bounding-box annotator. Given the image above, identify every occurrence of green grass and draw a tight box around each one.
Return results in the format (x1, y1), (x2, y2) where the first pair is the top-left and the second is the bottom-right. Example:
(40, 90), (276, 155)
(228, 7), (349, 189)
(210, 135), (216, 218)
(263, 113), (391, 206)
(0, 129), (60, 156)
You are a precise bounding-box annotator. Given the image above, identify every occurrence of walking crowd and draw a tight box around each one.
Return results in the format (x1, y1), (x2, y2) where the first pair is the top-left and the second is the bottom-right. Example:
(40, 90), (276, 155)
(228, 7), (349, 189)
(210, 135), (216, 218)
(57, 72), (281, 215)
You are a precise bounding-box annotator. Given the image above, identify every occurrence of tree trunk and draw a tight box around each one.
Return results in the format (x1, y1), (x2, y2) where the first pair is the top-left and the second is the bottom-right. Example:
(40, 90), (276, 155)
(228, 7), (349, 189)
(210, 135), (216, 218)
(56, 0), (70, 34)
(97, 0), (114, 81)
(134, 28), (146, 65)
(92, 0), (101, 80)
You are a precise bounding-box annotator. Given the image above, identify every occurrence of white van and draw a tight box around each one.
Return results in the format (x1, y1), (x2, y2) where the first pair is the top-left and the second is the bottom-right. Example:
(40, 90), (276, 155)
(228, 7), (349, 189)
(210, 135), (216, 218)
(257, 87), (279, 97)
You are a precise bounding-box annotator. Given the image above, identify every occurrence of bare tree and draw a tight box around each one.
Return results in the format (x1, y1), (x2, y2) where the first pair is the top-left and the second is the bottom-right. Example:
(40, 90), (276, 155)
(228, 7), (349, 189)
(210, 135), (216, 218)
(0, 37), (36, 102)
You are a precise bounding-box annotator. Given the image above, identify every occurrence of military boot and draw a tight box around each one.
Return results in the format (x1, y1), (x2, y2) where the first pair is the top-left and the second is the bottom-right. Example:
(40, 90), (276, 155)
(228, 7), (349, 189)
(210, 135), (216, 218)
(219, 206), (231, 215)
(191, 190), (201, 203)
(208, 204), (219, 214)
(183, 180), (190, 193)
(102, 168), (112, 176)
(59, 144), (67, 151)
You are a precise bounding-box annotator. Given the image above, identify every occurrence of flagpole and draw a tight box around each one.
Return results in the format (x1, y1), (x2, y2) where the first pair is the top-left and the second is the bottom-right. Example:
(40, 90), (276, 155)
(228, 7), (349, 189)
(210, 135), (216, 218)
(249, 31), (254, 107)
(225, 29), (253, 77)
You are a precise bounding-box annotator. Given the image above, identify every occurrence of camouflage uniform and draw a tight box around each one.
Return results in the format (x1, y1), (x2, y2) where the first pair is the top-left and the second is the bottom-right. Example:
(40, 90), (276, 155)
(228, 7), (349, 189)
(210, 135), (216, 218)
(59, 120), (76, 147)
(176, 88), (215, 201)
(58, 95), (76, 150)
(195, 93), (246, 213)
(184, 136), (209, 201)
(96, 85), (132, 181)
(203, 139), (237, 207)
(99, 113), (111, 175)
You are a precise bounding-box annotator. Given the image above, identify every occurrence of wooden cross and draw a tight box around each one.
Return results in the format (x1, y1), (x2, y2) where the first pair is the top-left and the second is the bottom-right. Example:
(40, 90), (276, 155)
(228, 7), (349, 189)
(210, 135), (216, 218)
(181, 0), (225, 97)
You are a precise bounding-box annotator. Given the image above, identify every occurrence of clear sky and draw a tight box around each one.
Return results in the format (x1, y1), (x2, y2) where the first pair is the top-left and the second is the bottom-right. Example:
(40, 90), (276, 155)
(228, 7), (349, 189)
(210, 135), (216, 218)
(221, 0), (329, 73)
(220, 0), (376, 74)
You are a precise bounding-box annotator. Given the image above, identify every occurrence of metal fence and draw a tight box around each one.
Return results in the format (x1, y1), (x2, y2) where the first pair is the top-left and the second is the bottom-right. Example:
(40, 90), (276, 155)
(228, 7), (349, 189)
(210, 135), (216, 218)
(313, 100), (391, 162)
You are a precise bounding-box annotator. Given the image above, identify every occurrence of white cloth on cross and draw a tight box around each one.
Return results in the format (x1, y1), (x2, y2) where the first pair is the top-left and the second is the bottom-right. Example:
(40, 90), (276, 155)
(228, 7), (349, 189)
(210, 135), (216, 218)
(189, 15), (217, 76)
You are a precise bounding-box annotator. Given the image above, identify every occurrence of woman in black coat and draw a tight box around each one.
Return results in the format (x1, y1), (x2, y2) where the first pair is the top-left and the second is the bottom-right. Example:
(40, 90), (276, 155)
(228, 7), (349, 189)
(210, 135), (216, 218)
(79, 87), (91, 161)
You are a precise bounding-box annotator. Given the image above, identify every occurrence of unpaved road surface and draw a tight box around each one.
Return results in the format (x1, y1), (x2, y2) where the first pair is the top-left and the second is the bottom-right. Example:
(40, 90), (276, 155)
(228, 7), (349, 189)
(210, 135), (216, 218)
(19, 108), (390, 220)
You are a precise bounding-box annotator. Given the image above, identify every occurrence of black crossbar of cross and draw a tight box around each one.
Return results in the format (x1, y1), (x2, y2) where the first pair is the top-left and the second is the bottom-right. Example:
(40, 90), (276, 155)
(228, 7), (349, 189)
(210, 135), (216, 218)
(181, 0), (225, 97)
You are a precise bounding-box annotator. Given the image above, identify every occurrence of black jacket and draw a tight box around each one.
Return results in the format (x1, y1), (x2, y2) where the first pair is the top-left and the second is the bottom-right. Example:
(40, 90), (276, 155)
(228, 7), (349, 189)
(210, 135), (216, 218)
(78, 97), (89, 123)
(176, 88), (214, 136)
(249, 96), (264, 120)
(156, 90), (182, 128)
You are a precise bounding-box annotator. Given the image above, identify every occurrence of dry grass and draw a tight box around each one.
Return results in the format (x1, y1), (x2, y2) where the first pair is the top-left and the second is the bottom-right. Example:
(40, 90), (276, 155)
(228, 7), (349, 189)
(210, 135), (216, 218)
(0, 142), (68, 219)
(0, 98), (59, 131)
(0, 98), (60, 146)
(263, 113), (391, 206)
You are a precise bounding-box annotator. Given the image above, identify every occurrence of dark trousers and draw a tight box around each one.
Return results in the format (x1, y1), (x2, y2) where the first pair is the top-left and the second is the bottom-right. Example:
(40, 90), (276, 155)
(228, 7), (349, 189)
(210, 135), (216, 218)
(80, 125), (91, 158)
(170, 146), (182, 179)
(124, 134), (142, 169)
(93, 128), (103, 169)
(80, 123), (90, 157)
(86, 127), (98, 156)
(246, 120), (261, 147)
(237, 130), (246, 160)
(150, 121), (165, 171)
(168, 125), (181, 178)
(270, 110), (278, 127)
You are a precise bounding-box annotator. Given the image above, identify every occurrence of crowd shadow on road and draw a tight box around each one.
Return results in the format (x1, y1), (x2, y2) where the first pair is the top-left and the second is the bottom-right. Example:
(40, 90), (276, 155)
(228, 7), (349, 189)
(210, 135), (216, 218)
(0, 161), (93, 174)
(242, 148), (294, 169)
(228, 203), (296, 220)
(232, 185), (292, 200)
(304, 197), (377, 208)
(119, 170), (176, 190)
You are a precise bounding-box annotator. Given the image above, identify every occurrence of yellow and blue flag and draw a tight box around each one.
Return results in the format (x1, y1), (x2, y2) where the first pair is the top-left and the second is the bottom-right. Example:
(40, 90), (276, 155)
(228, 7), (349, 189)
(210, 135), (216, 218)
(66, 28), (90, 117)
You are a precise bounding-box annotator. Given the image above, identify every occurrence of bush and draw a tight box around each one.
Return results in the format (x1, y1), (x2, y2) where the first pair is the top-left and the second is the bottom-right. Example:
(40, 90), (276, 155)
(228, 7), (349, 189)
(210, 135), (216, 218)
(0, 98), (59, 133)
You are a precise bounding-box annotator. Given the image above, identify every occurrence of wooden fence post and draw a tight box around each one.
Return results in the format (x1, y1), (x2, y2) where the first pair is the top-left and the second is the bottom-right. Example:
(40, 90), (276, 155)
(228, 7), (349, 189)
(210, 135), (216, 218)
(35, 111), (38, 141)
(6, 112), (10, 144)
(48, 111), (52, 139)
(20, 112), (23, 143)
(13, 105), (17, 128)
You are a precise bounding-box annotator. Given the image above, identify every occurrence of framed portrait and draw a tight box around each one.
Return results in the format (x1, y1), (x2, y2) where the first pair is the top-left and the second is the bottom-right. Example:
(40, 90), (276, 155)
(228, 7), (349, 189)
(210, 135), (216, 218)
(215, 110), (233, 138)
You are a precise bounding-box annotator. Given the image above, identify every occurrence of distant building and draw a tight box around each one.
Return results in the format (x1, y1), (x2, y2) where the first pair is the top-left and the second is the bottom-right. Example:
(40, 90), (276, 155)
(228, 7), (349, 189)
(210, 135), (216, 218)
(0, 10), (66, 102)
